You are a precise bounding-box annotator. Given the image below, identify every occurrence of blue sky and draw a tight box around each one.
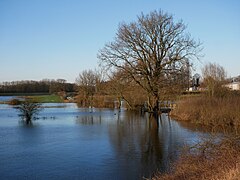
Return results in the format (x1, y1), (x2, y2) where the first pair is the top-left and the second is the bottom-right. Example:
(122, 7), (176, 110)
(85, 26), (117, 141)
(0, 0), (239, 83)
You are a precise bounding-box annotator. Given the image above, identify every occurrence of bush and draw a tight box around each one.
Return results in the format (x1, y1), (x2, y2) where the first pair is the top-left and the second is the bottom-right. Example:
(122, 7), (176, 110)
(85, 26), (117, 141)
(16, 100), (42, 124)
(8, 99), (22, 105)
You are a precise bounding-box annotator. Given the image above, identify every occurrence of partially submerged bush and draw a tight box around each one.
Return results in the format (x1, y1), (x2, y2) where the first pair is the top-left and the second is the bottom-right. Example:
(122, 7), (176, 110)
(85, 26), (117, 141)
(8, 98), (22, 105)
(16, 101), (43, 124)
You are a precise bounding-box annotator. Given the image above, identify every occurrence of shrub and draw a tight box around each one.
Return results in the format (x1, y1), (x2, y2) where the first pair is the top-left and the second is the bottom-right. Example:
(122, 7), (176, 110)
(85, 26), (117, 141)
(8, 98), (22, 105)
(16, 101), (42, 124)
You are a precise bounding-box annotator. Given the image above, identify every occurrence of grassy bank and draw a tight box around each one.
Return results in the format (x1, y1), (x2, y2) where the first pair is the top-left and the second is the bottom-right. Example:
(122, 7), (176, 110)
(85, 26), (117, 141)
(26, 95), (63, 103)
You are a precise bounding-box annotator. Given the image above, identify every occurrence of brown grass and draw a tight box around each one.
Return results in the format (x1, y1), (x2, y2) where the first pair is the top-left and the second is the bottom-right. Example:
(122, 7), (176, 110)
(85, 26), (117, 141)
(76, 95), (116, 108)
(153, 135), (240, 180)
(171, 93), (240, 133)
(156, 91), (240, 180)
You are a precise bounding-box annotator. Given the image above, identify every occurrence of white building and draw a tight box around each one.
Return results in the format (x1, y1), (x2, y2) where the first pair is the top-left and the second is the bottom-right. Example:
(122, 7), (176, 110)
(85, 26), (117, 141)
(224, 82), (240, 90)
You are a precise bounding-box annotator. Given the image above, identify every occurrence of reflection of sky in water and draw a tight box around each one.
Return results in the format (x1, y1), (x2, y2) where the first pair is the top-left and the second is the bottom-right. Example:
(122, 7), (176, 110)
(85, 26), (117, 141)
(0, 103), (208, 179)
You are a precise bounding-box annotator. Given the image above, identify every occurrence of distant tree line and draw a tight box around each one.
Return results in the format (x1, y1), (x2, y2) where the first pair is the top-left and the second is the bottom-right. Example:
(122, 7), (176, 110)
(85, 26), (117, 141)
(0, 79), (75, 94)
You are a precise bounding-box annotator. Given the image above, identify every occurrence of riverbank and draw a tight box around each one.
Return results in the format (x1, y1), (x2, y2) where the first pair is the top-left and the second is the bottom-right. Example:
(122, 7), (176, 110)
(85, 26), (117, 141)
(153, 135), (240, 180)
(26, 94), (64, 103)
(154, 92), (240, 179)
(171, 92), (240, 133)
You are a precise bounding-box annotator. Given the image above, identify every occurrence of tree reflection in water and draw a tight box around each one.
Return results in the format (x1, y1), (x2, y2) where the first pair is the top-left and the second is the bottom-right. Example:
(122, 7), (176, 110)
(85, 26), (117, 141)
(76, 115), (102, 125)
(141, 114), (163, 177)
(107, 111), (172, 178)
(74, 110), (189, 178)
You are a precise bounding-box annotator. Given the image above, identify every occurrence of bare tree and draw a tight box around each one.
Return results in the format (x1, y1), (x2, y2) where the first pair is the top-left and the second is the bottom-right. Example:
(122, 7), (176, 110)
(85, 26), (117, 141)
(98, 10), (202, 112)
(16, 101), (42, 125)
(105, 70), (129, 109)
(76, 69), (101, 107)
(202, 62), (227, 97)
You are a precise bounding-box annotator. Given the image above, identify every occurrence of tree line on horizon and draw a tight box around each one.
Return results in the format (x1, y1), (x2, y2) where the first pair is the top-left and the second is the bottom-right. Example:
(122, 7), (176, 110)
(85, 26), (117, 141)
(0, 79), (75, 94)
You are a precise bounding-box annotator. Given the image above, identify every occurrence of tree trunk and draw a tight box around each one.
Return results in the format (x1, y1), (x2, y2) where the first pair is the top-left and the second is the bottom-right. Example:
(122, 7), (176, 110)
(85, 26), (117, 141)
(117, 97), (121, 109)
(153, 98), (159, 113)
(147, 96), (153, 112)
(26, 115), (31, 125)
(123, 97), (132, 110)
(147, 95), (159, 113)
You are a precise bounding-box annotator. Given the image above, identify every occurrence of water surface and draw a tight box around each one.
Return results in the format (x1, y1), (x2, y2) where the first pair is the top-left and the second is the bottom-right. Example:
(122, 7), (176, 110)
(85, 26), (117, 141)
(0, 103), (206, 179)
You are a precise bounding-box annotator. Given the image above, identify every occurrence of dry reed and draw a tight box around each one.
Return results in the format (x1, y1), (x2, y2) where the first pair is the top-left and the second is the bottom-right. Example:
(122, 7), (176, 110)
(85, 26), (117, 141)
(172, 93), (240, 133)
(154, 92), (240, 180)
(153, 135), (240, 180)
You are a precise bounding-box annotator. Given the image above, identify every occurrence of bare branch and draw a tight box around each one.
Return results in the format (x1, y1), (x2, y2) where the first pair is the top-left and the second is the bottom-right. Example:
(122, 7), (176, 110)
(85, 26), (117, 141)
(98, 10), (202, 111)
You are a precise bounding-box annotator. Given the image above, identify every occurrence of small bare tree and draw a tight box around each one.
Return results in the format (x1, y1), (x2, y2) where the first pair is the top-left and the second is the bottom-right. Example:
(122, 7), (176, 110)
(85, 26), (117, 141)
(76, 69), (102, 107)
(16, 101), (42, 124)
(98, 10), (202, 112)
(202, 62), (227, 97)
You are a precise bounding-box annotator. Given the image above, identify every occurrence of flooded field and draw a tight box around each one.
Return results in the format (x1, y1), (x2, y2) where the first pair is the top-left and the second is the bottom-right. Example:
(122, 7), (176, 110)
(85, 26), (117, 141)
(0, 102), (207, 179)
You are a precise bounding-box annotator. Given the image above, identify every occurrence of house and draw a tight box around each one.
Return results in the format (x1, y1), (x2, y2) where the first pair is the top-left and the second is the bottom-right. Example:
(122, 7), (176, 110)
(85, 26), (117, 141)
(224, 82), (240, 90)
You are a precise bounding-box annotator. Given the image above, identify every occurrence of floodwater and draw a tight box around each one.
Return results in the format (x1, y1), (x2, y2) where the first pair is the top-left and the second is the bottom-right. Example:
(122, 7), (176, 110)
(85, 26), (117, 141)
(0, 102), (207, 179)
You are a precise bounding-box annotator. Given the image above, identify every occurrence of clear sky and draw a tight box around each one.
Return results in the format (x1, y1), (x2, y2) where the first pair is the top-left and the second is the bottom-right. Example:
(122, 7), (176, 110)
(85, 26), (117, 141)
(0, 0), (239, 83)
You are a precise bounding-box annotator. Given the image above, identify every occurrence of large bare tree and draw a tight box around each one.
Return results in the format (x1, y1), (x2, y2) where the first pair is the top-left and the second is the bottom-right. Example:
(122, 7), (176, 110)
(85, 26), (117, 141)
(98, 10), (202, 112)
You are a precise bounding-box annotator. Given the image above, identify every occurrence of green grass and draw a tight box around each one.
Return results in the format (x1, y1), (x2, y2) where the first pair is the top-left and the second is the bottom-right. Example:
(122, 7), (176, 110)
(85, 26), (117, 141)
(28, 95), (63, 103)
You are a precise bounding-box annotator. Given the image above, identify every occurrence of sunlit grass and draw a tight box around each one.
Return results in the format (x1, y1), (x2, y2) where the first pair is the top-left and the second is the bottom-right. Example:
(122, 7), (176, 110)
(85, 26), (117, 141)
(27, 95), (63, 103)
